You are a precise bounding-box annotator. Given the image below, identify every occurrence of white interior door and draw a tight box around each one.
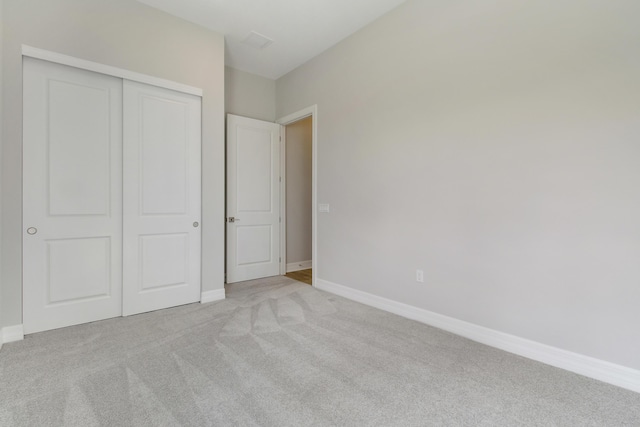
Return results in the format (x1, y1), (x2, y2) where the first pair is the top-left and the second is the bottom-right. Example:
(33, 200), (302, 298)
(23, 57), (123, 334)
(226, 114), (281, 283)
(122, 80), (202, 316)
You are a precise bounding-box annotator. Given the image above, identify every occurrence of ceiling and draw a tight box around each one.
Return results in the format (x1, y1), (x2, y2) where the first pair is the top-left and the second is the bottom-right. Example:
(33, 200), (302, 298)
(136, 0), (408, 80)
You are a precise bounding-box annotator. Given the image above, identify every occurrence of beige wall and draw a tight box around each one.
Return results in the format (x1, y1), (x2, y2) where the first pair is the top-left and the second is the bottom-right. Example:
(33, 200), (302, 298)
(277, 0), (640, 369)
(1, 0), (225, 328)
(225, 66), (276, 122)
(286, 117), (312, 265)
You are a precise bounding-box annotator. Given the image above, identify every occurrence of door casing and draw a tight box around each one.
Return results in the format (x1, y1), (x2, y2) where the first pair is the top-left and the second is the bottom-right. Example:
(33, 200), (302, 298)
(277, 108), (317, 286)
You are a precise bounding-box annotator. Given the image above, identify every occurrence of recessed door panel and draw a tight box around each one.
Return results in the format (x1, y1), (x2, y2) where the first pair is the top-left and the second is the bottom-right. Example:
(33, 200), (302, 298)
(23, 57), (123, 334)
(140, 234), (188, 291)
(237, 127), (273, 213)
(237, 225), (272, 265)
(48, 80), (112, 216)
(140, 96), (188, 216)
(47, 237), (111, 304)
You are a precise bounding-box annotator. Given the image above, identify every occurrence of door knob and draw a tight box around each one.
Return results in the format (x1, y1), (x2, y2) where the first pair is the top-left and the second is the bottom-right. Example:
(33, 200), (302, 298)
(27, 227), (38, 235)
(193, 222), (199, 228)
(227, 217), (239, 223)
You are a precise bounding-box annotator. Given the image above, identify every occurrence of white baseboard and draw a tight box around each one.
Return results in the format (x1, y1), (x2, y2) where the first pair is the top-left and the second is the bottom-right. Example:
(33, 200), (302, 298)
(315, 278), (640, 394)
(201, 288), (226, 304)
(1, 324), (24, 344)
(286, 260), (312, 273)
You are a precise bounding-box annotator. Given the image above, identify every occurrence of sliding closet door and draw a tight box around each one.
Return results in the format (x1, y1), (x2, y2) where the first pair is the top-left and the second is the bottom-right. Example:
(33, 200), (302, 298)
(23, 58), (123, 334)
(122, 81), (202, 316)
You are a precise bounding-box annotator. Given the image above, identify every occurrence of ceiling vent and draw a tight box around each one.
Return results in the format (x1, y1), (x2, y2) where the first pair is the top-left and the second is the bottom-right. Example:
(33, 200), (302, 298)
(241, 31), (274, 50)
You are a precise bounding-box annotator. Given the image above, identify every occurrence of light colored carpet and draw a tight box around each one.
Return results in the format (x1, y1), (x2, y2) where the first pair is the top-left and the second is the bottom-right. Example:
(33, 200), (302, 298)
(1, 276), (639, 426)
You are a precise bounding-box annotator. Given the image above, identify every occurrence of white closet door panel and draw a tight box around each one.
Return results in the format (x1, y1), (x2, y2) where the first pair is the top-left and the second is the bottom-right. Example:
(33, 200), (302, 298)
(23, 57), (123, 334)
(123, 80), (201, 316)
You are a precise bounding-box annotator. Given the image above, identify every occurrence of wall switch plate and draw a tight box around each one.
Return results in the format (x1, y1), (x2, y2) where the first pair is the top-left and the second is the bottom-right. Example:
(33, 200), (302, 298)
(319, 203), (330, 213)
(416, 269), (424, 283)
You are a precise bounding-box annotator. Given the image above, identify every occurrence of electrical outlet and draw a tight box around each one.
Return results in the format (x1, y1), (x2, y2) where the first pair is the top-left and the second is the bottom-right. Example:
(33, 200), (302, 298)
(416, 269), (424, 283)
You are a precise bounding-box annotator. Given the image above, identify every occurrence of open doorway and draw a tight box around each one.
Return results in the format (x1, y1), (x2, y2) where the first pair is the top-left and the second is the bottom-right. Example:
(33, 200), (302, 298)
(283, 117), (312, 285)
(226, 106), (317, 286)
(277, 106), (317, 287)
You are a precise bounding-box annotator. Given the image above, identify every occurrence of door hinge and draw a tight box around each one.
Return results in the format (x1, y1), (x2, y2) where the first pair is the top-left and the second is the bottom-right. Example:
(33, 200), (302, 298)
(279, 257), (281, 262)
(279, 217), (281, 223)
(279, 176), (282, 182)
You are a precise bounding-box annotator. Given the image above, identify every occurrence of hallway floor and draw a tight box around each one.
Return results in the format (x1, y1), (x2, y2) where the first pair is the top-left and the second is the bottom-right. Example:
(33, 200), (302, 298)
(285, 268), (312, 285)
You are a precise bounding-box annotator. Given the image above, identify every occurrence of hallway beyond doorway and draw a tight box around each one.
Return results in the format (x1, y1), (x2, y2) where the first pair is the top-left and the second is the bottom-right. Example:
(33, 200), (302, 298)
(285, 269), (312, 285)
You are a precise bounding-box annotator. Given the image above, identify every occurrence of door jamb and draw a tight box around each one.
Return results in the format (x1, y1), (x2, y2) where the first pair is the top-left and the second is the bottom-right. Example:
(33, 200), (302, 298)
(278, 126), (287, 276)
(276, 106), (318, 287)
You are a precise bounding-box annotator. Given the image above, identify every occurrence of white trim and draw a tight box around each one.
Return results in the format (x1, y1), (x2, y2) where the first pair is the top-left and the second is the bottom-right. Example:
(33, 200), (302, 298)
(22, 45), (203, 97)
(277, 105), (318, 287)
(1, 324), (25, 344)
(286, 260), (312, 273)
(315, 278), (640, 394)
(279, 125), (287, 275)
(201, 289), (226, 304)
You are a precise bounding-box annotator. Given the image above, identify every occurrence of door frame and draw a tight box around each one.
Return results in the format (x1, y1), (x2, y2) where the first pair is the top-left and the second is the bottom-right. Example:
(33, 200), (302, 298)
(276, 105), (318, 287)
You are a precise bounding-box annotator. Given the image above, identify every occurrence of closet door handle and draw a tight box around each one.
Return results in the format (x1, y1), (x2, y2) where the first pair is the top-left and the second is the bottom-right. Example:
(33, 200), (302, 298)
(27, 227), (38, 235)
(193, 222), (199, 228)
